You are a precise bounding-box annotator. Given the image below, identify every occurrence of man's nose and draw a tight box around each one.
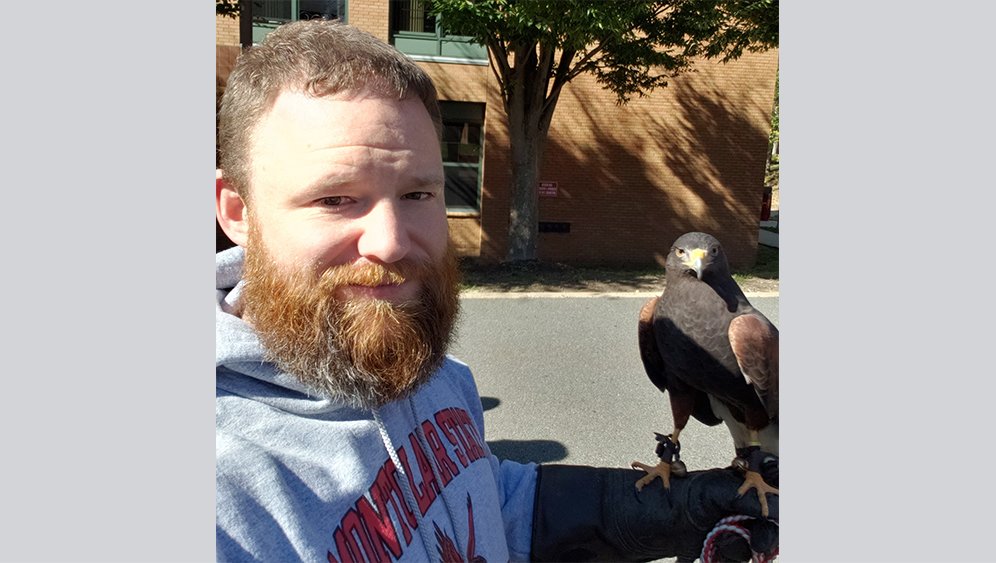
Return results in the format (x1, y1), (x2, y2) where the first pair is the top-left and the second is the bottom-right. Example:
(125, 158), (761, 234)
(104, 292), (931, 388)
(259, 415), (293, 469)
(356, 200), (411, 264)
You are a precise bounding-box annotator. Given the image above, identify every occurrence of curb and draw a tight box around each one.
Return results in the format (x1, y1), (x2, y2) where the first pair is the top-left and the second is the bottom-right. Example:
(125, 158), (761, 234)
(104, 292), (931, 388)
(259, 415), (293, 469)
(461, 290), (779, 299)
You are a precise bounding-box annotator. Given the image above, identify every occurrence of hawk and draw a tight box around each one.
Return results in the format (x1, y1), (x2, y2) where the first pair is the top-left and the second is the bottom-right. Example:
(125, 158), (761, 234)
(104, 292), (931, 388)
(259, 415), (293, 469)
(631, 232), (779, 516)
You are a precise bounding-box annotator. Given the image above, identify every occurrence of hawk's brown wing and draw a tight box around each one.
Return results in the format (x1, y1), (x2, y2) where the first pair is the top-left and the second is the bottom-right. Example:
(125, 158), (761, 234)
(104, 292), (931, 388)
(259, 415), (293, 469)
(728, 313), (779, 420)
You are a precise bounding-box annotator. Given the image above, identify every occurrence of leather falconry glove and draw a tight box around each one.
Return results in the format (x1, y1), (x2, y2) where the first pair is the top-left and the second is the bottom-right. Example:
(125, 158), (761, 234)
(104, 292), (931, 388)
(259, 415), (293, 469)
(530, 461), (778, 562)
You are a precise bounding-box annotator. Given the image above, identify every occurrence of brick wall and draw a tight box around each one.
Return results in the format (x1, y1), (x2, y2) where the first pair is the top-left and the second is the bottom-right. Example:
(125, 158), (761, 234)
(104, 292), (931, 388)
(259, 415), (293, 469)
(216, 14), (239, 47)
(447, 216), (482, 256)
(215, 14), (240, 112)
(392, 27), (778, 269)
(521, 49), (780, 269)
(465, 49), (778, 269)
(347, 3), (390, 42)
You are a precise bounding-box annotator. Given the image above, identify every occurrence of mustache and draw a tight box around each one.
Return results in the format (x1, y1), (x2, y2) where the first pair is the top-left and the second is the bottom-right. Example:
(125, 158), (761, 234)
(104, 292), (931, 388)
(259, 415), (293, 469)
(318, 260), (422, 290)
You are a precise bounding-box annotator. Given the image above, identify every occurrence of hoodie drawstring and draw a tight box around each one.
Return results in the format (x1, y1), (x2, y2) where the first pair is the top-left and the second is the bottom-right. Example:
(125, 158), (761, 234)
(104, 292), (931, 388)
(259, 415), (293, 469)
(410, 395), (466, 559)
(373, 408), (442, 562)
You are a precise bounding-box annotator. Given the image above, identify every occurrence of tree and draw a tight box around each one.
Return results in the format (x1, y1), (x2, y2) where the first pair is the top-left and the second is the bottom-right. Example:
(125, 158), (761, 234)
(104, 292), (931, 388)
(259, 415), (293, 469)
(216, 0), (240, 19)
(765, 73), (779, 190)
(430, 0), (778, 262)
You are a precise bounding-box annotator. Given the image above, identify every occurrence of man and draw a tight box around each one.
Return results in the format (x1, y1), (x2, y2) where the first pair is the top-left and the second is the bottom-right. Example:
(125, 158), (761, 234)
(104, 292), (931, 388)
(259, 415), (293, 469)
(216, 20), (776, 562)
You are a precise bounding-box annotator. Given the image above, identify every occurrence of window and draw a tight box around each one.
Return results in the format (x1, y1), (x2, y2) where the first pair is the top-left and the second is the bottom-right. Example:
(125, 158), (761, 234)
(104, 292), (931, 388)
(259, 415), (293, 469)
(440, 102), (485, 213)
(252, 0), (346, 43)
(389, 0), (487, 62)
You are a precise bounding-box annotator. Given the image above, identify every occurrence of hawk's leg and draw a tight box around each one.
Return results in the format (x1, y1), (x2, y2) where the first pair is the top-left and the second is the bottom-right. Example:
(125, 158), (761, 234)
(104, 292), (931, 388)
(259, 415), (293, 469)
(735, 440), (780, 518)
(632, 431), (686, 491)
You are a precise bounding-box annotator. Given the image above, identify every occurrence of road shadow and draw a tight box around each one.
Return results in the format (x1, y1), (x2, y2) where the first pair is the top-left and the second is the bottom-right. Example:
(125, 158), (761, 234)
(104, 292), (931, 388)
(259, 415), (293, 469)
(480, 396), (500, 412)
(487, 439), (569, 464)
(480, 397), (568, 462)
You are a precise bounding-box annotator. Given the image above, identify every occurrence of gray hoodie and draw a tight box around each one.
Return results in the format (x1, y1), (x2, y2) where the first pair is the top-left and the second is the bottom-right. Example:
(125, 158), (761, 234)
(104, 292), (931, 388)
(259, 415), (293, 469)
(216, 247), (537, 561)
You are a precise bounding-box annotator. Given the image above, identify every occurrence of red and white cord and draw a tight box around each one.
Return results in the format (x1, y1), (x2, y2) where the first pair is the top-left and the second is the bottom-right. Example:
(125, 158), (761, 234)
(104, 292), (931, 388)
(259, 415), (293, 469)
(700, 515), (778, 563)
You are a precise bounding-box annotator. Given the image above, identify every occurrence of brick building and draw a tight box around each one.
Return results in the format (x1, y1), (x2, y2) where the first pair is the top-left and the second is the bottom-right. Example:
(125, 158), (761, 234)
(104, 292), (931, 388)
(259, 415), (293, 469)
(216, 3), (778, 269)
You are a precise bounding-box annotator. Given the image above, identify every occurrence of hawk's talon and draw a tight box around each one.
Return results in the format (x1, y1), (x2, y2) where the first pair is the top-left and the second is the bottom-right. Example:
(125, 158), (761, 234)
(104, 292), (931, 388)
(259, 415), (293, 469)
(632, 460), (675, 491)
(736, 469), (780, 518)
(633, 432), (685, 491)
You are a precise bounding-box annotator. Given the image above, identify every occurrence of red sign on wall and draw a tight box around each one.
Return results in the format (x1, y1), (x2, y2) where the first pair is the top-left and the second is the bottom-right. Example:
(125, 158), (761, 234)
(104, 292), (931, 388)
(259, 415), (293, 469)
(539, 181), (558, 197)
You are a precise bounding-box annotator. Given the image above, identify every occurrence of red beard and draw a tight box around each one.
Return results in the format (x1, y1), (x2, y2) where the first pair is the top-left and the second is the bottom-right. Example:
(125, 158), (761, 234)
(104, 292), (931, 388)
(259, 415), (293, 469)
(240, 228), (461, 408)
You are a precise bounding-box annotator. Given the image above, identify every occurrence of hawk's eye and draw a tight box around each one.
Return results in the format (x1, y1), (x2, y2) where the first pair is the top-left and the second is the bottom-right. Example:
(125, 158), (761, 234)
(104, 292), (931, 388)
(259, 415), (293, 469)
(676, 248), (685, 257)
(711, 247), (718, 255)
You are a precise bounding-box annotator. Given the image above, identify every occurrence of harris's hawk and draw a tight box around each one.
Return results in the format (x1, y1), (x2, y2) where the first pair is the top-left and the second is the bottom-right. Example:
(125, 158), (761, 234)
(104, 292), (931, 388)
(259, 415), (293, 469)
(630, 232), (779, 516)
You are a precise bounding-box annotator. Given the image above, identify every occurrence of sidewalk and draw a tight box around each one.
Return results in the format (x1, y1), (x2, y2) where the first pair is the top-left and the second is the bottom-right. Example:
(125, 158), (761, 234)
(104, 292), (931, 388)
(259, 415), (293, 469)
(759, 210), (779, 248)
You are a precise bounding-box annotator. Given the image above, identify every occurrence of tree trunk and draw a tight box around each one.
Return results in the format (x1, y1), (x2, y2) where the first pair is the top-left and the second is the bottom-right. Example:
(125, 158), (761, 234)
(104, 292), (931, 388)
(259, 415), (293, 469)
(239, 0), (252, 50)
(506, 116), (543, 262)
(503, 53), (554, 262)
(499, 41), (565, 262)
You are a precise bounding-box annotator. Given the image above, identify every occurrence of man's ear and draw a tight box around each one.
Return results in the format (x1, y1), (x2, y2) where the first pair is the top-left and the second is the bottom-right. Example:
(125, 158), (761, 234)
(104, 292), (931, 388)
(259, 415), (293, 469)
(216, 170), (250, 247)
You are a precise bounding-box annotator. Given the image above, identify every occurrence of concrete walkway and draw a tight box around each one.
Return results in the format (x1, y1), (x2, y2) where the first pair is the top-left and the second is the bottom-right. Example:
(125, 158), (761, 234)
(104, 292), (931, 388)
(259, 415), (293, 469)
(759, 209), (779, 248)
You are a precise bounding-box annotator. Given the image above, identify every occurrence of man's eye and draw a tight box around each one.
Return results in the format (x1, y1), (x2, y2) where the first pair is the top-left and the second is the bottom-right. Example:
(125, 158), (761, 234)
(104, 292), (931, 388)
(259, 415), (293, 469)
(320, 196), (346, 206)
(403, 192), (434, 201)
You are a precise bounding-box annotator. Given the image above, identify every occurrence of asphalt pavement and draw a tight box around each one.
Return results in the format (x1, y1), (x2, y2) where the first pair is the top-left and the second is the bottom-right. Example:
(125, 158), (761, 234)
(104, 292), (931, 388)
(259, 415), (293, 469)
(450, 292), (779, 471)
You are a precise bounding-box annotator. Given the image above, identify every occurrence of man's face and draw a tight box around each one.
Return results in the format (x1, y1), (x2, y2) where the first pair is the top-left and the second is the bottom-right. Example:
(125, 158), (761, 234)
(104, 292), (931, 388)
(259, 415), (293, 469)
(246, 90), (449, 298)
(236, 90), (459, 408)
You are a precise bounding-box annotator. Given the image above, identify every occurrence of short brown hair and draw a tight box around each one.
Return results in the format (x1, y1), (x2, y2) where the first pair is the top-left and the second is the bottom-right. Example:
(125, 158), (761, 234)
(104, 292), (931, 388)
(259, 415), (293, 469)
(218, 20), (442, 200)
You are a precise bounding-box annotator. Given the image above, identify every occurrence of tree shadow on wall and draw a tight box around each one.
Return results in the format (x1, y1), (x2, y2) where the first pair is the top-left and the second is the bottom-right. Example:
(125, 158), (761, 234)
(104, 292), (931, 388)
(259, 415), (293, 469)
(655, 81), (772, 247)
(511, 75), (772, 270)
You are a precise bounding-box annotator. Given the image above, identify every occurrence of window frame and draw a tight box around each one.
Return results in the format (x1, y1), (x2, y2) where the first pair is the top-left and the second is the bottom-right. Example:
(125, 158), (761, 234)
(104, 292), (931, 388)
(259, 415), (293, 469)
(389, 0), (488, 63)
(439, 101), (486, 215)
(251, 0), (347, 44)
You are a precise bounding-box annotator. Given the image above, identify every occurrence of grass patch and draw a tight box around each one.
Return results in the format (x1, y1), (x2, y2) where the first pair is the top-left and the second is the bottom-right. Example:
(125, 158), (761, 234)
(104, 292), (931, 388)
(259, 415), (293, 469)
(734, 244), (779, 282)
(459, 260), (664, 292)
(460, 244), (778, 293)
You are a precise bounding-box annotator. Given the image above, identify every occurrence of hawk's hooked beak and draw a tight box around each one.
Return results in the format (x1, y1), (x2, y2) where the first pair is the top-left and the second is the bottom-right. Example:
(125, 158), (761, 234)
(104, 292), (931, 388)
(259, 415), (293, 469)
(683, 248), (707, 280)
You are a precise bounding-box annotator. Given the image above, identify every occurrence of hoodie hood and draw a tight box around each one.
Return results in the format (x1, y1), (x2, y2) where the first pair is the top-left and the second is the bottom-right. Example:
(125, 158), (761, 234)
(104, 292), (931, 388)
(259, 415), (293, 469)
(215, 246), (353, 416)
